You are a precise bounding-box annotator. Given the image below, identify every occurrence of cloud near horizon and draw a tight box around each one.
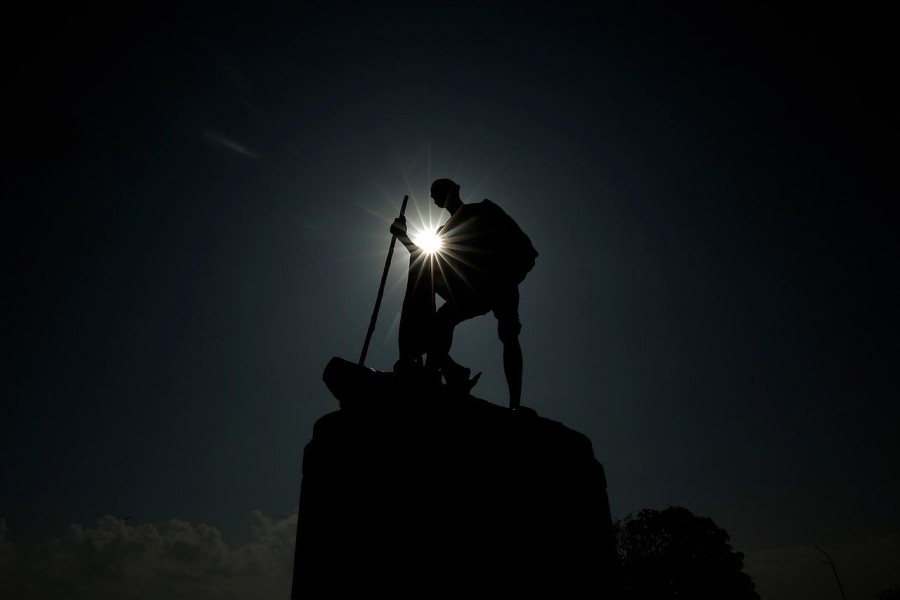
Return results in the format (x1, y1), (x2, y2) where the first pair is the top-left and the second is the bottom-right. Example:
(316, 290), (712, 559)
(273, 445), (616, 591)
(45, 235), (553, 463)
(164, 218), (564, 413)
(3, 514), (898, 600)
(0, 513), (296, 600)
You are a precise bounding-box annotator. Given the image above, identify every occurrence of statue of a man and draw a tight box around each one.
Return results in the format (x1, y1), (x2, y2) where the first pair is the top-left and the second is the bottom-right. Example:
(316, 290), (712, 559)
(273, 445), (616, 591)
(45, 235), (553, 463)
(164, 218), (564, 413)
(391, 178), (537, 410)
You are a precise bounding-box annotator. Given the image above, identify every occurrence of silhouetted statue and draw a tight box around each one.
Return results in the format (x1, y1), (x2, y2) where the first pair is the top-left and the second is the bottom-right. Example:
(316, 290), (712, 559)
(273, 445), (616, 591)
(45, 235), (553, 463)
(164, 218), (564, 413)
(391, 178), (538, 409)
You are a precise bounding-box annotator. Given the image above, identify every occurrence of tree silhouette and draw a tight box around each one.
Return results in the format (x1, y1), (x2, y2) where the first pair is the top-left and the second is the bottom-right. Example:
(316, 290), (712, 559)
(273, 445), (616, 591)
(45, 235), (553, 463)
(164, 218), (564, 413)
(614, 506), (760, 600)
(878, 586), (900, 600)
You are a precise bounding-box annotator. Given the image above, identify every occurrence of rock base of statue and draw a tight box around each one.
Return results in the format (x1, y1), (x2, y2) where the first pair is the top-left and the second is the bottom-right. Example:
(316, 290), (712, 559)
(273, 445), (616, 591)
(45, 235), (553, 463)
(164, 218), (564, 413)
(294, 356), (620, 597)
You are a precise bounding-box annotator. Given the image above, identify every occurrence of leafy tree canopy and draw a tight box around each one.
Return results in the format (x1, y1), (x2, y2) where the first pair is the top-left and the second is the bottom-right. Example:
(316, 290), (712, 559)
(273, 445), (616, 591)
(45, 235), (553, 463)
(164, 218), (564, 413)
(614, 506), (760, 600)
(878, 586), (900, 600)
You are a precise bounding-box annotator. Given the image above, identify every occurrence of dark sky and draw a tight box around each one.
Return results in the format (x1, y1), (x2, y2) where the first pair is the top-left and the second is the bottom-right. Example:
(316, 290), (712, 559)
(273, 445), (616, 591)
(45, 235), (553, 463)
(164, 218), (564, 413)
(3, 0), (897, 593)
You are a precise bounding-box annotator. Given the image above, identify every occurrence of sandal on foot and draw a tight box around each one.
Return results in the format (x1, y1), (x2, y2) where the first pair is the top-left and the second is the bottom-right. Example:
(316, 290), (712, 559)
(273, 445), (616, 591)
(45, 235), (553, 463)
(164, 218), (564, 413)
(444, 368), (481, 393)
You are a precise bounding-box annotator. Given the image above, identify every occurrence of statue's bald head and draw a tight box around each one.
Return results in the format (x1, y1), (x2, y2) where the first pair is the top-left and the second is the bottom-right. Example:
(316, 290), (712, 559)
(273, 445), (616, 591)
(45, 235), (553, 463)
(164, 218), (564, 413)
(430, 178), (460, 209)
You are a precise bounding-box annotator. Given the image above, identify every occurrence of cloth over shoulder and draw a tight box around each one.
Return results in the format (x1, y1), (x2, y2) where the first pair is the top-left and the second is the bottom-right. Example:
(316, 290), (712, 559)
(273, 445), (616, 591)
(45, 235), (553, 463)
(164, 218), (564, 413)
(437, 199), (538, 287)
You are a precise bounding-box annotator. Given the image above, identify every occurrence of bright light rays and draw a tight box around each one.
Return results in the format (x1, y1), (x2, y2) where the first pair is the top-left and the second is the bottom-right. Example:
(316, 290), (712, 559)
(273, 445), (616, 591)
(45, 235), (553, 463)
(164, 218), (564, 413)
(355, 146), (497, 347)
(411, 227), (443, 254)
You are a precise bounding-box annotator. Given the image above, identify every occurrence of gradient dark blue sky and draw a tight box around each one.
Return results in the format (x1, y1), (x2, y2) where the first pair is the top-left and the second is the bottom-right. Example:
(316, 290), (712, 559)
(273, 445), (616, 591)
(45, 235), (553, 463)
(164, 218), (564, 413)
(3, 0), (896, 565)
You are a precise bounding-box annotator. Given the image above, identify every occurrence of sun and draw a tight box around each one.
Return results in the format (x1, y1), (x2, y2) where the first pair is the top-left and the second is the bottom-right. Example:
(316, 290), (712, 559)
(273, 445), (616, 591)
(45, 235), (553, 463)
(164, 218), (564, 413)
(411, 227), (443, 254)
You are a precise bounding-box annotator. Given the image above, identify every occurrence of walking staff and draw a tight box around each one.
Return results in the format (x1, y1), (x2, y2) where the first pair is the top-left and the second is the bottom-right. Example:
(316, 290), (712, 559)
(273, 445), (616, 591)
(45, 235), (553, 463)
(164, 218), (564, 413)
(359, 194), (409, 366)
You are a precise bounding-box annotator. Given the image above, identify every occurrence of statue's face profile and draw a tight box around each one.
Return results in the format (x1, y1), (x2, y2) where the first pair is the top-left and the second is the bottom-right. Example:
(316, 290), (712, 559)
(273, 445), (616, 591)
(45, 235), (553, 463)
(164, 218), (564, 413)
(430, 187), (446, 209)
(430, 183), (453, 209)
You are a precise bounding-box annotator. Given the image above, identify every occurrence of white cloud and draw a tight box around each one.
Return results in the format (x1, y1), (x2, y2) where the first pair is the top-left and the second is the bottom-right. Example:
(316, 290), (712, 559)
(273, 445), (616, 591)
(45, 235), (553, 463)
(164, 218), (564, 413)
(742, 532), (900, 600)
(14, 513), (896, 600)
(3, 512), (297, 600)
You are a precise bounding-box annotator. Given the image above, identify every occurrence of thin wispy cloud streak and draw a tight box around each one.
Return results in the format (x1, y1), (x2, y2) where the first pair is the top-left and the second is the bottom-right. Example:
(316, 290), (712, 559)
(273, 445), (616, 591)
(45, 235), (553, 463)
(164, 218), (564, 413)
(203, 129), (263, 161)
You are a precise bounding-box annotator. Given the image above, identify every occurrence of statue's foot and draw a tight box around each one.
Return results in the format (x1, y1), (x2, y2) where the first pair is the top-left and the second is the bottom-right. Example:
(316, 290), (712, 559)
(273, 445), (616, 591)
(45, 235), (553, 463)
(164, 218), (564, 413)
(444, 366), (481, 394)
(464, 371), (482, 392)
(393, 357), (440, 390)
(441, 363), (469, 386)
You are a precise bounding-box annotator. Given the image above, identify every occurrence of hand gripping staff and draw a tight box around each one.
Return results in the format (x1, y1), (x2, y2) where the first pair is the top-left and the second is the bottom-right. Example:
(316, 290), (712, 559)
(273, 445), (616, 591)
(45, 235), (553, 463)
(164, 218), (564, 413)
(359, 194), (409, 366)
